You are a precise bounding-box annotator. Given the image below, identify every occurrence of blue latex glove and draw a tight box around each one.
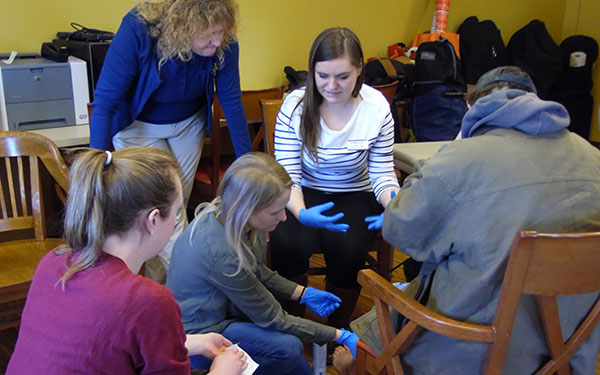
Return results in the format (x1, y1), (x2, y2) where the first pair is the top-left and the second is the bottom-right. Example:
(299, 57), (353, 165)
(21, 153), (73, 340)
(298, 201), (349, 233)
(364, 191), (396, 230)
(299, 286), (341, 317)
(364, 213), (384, 230)
(336, 328), (359, 359)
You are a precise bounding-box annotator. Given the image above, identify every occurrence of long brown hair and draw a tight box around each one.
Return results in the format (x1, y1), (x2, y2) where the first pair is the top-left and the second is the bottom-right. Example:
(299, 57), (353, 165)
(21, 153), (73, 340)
(58, 147), (181, 288)
(298, 27), (364, 161)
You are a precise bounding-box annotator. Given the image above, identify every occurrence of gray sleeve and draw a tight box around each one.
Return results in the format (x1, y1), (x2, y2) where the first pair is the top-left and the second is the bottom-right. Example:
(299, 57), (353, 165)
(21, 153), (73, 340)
(257, 262), (297, 300)
(382, 164), (457, 265)
(208, 256), (337, 343)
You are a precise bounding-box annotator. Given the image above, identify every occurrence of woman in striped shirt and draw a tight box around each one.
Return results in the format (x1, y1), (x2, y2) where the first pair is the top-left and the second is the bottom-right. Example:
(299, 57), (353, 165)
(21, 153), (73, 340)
(270, 27), (400, 330)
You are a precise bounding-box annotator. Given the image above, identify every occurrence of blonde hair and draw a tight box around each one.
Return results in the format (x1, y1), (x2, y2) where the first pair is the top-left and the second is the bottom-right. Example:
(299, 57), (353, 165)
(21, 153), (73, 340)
(192, 152), (291, 275)
(136, 0), (238, 67)
(57, 147), (181, 288)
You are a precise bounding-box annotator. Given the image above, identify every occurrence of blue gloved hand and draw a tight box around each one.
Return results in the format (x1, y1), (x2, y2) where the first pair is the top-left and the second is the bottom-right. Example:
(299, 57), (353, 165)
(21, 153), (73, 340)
(298, 201), (349, 233)
(299, 287), (341, 317)
(336, 328), (360, 359)
(364, 191), (396, 230)
(364, 213), (384, 230)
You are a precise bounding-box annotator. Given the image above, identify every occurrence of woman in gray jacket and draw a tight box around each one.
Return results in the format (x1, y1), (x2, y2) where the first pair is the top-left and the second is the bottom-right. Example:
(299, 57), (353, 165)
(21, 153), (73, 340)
(166, 152), (359, 375)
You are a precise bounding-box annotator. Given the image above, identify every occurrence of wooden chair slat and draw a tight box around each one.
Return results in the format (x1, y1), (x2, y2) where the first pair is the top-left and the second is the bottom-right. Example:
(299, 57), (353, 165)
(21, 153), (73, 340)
(538, 295), (570, 375)
(29, 157), (45, 240)
(0, 175), (7, 219)
(536, 297), (600, 374)
(16, 156), (27, 216)
(5, 158), (16, 218)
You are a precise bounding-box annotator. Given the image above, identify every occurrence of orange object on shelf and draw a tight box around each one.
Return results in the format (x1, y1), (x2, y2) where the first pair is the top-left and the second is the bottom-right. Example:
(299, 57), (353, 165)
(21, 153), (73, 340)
(433, 0), (451, 33)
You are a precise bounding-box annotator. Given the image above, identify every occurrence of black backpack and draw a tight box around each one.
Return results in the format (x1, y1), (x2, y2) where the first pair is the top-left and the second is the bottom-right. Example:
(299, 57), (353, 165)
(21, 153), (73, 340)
(457, 16), (509, 84)
(507, 20), (563, 99)
(364, 58), (416, 101)
(549, 35), (598, 139)
(550, 35), (598, 99)
(283, 66), (308, 93)
(413, 37), (465, 96)
(408, 38), (467, 142)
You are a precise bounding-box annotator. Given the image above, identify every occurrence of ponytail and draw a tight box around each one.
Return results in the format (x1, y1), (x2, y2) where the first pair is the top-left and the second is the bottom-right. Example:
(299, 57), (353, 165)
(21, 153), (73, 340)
(58, 147), (180, 288)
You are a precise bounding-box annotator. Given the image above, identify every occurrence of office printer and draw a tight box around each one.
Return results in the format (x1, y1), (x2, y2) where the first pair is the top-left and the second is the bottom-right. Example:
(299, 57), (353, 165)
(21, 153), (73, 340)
(0, 53), (89, 131)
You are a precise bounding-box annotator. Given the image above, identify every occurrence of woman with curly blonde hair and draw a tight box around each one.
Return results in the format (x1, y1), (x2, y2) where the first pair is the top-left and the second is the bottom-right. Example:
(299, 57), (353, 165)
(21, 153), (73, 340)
(90, 0), (252, 283)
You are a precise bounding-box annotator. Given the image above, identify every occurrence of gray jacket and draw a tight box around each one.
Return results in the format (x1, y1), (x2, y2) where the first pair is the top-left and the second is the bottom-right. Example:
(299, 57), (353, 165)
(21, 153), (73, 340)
(353, 127), (600, 374)
(166, 210), (337, 343)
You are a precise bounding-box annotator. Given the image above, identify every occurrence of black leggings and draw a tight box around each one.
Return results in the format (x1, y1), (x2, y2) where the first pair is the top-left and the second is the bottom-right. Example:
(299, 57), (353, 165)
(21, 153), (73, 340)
(270, 187), (382, 288)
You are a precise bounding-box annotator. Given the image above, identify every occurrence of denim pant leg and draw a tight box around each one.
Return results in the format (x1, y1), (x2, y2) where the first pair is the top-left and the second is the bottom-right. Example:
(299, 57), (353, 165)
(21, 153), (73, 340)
(190, 322), (312, 375)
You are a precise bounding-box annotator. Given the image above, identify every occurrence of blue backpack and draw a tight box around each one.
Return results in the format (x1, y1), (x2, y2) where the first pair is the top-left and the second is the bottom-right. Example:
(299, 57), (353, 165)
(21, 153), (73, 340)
(409, 38), (467, 142)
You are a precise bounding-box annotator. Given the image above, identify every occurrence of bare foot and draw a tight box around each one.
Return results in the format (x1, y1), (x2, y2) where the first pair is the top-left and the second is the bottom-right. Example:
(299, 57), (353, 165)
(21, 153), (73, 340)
(332, 345), (355, 375)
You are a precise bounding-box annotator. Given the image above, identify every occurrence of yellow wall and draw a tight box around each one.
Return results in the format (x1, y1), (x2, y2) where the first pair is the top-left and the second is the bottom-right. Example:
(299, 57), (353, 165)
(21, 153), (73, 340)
(0, 0), (131, 53)
(0, 0), (568, 88)
(2, 0), (598, 137)
(236, 0), (567, 89)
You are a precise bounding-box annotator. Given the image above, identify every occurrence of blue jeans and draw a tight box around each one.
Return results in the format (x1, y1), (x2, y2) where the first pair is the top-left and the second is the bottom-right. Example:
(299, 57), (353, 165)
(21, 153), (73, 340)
(190, 322), (312, 375)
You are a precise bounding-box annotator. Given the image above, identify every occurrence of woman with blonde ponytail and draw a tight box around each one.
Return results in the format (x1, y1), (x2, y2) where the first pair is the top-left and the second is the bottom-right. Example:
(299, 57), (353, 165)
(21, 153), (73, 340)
(8, 147), (246, 375)
(167, 152), (359, 375)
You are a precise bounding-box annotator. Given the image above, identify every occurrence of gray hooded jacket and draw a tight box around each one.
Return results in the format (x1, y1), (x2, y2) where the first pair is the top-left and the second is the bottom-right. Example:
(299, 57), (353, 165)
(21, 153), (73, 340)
(352, 89), (600, 374)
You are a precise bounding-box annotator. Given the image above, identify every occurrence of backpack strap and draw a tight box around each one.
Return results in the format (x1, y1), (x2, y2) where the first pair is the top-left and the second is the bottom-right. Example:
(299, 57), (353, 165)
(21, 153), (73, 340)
(380, 58), (398, 78)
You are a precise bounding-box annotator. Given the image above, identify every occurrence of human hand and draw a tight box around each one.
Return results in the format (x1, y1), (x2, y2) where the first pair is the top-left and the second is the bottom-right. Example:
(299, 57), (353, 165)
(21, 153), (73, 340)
(186, 333), (232, 359)
(336, 328), (359, 359)
(364, 191), (395, 230)
(298, 201), (349, 232)
(209, 347), (247, 375)
(300, 286), (341, 317)
(364, 213), (384, 230)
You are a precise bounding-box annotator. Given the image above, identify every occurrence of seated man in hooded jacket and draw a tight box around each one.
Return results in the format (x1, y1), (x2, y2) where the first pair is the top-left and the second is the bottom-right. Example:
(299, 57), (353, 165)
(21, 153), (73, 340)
(334, 66), (600, 375)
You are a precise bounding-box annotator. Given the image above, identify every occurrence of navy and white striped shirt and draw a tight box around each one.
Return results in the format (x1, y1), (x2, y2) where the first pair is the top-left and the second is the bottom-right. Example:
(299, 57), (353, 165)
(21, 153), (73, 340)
(274, 85), (399, 201)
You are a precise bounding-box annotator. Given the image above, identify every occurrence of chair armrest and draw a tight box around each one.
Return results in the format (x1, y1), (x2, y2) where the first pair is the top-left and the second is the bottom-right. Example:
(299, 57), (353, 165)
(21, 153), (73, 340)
(358, 269), (494, 343)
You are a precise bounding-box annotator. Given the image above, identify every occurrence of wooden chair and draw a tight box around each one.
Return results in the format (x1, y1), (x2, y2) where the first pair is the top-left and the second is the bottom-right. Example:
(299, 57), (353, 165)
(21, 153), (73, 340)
(192, 86), (285, 202)
(259, 99), (394, 280)
(0, 131), (69, 331)
(355, 230), (600, 375)
(241, 86), (285, 151)
(259, 98), (283, 157)
(372, 81), (399, 105)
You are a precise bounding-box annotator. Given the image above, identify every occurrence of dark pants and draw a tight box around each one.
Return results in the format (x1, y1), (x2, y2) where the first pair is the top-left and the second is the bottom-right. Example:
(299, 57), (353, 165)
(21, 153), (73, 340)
(270, 187), (382, 288)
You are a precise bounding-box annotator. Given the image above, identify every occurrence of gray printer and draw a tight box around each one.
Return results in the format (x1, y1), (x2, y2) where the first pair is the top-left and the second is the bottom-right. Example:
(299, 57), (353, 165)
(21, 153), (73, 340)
(0, 54), (89, 131)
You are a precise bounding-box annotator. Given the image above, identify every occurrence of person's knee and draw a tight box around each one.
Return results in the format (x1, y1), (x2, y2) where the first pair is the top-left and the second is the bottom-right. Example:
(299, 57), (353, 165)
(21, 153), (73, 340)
(272, 333), (305, 362)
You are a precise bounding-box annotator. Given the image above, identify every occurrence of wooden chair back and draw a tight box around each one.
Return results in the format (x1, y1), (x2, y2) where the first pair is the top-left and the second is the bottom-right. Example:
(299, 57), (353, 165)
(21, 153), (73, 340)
(194, 87), (285, 199)
(356, 230), (600, 375)
(372, 81), (399, 106)
(242, 86), (285, 151)
(0, 131), (69, 239)
(259, 98), (283, 157)
(0, 131), (69, 329)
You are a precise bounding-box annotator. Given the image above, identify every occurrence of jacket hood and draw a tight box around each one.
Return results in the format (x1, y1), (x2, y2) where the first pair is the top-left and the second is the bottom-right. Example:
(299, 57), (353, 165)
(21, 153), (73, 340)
(461, 89), (570, 138)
